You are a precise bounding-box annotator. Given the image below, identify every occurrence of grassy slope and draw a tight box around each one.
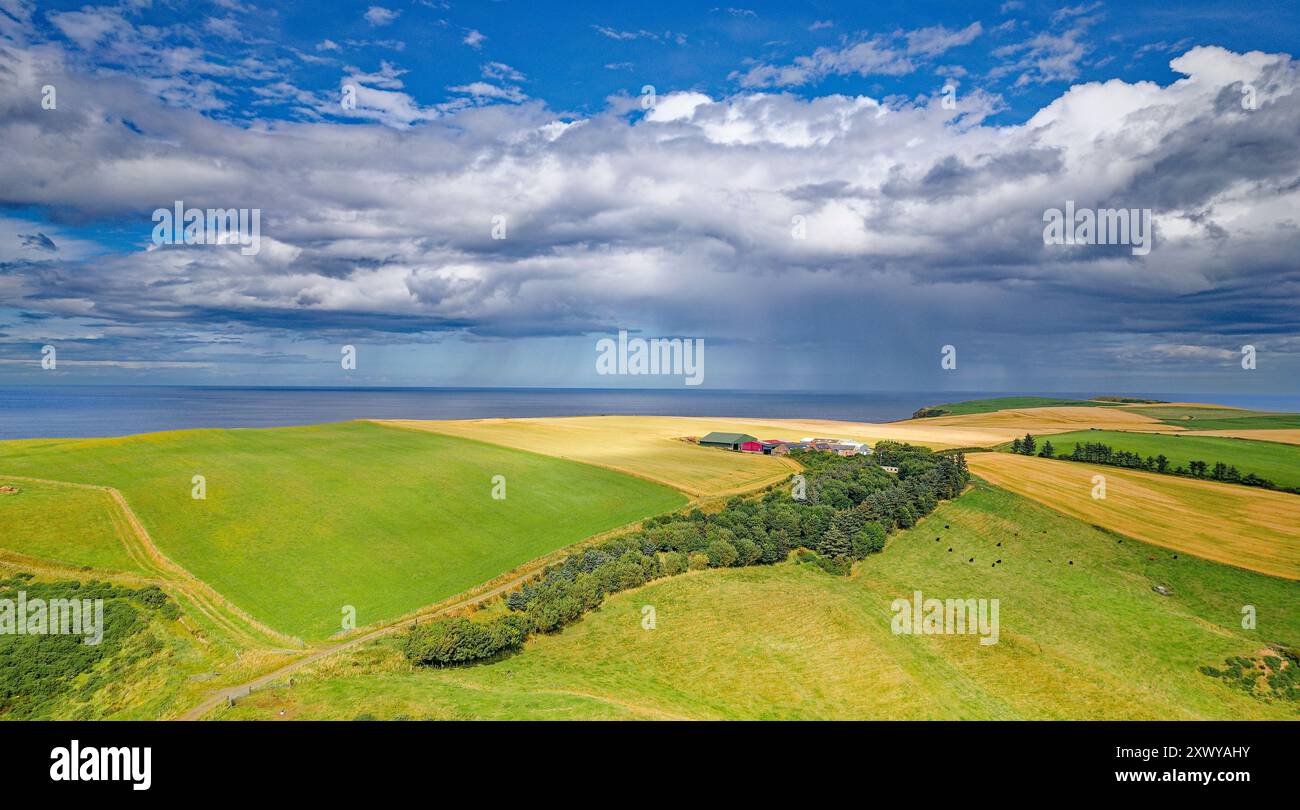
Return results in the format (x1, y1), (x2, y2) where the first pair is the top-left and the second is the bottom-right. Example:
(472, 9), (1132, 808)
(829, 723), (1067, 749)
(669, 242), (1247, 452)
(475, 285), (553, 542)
(1130, 406), (1300, 430)
(0, 565), (268, 721)
(0, 481), (146, 573)
(1040, 430), (1300, 490)
(0, 421), (685, 640)
(917, 396), (1120, 416)
(0, 485), (330, 719)
(29, 600), (229, 721)
(222, 482), (1300, 720)
(967, 454), (1300, 580)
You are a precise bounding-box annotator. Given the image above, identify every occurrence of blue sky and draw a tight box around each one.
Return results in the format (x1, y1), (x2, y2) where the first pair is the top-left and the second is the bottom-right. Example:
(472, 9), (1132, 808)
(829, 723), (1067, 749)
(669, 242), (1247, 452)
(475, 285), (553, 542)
(1, 0), (1299, 394)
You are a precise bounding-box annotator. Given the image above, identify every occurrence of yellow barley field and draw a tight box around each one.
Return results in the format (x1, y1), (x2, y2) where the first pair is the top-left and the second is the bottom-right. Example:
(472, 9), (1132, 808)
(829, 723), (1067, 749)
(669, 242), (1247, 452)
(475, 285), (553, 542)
(967, 453), (1300, 580)
(922, 406), (1181, 436)
(1181, 429), (1300, 446)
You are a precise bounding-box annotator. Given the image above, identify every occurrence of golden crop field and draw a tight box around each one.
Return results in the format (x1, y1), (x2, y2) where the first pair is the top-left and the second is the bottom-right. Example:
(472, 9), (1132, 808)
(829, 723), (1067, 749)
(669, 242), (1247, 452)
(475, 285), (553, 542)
(710, 416), (1050, 448)
(967, 453), (1300, 580)
(1182, 429), (1300, 446)
(921, 406), (1182, 435)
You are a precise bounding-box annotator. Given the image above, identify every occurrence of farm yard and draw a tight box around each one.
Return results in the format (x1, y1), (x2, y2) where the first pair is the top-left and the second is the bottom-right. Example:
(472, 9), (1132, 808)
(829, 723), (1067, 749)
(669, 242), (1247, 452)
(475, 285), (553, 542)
(696, 431), (871, 457)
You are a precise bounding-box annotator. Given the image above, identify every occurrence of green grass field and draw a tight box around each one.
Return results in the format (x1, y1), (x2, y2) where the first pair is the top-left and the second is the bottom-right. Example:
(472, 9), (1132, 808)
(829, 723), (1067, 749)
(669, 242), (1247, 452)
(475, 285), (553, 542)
(0, 481), (145, 573)
(1130, 406), (1300, 430)
(221, 482), (1300, 720)
(1021, 430), (1300, 490)
(915, 396), (1123, 417)
(0, 421), (685, 640)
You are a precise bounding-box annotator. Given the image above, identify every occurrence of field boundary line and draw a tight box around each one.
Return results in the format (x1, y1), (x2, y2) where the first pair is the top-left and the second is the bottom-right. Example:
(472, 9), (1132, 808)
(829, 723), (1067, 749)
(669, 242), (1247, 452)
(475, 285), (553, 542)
(0, 473), (303, 649)
(179, 557), (565, 719)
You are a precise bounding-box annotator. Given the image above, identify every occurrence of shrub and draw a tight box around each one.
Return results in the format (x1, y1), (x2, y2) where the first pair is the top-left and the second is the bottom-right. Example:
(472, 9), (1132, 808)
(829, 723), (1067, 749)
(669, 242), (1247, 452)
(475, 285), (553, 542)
(812, 553), (853, 576)
(688, 551), (710, 570)
(570, 573), (605, 611)
(759, 532), (790, 564)
(852, 522), (887, 558)
(818, 525), (851, 560)
(733, 537), (761, 566)
(529, 595), (582, 633)
(404, 617), (495, 666)
(661, 551), (688, 576)
(706, 539), (738, 568)
(505, 588), (531, 612)
(488, 614), (531, 653)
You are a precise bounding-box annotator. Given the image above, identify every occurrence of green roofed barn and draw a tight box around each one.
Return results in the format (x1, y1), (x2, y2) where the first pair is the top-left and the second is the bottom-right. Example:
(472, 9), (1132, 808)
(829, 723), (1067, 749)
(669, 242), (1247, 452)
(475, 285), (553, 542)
(698, 431), (758, 451)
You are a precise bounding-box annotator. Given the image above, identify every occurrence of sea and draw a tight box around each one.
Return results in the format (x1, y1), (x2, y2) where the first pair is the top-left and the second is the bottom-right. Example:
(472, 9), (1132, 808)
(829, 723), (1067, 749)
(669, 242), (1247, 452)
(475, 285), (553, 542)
(2, 386), (1299, 441)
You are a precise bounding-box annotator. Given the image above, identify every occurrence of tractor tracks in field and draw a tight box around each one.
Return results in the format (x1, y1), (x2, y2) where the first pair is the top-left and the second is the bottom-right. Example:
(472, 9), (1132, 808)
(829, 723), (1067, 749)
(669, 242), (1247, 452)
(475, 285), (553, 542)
(0, 474), (299, 650)
(177, 562), (559, 720)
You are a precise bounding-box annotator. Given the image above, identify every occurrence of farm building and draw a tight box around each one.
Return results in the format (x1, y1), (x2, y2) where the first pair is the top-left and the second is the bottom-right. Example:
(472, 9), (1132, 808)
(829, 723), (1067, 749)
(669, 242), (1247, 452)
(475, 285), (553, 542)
(799, 437), (870, 456)
(740, 441), (764, 453)
(699, 431), (758, 451)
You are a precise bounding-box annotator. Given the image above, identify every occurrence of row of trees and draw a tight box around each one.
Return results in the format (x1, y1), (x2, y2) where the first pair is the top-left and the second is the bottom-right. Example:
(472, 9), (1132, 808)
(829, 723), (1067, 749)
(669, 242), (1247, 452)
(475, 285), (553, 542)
(405, 444), (971, 667)
(1022, 438), (1295, 494)
(1009, 433), (1055, 458)
(1056, 440), (1291, 492)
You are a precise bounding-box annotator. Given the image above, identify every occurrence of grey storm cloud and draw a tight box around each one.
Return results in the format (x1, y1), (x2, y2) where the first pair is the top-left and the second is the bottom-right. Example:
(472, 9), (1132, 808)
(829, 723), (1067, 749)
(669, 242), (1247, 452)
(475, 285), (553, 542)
(879, 147), (1065, 201)
(0, 35), (1298, 387)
